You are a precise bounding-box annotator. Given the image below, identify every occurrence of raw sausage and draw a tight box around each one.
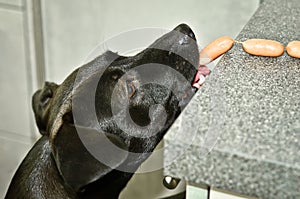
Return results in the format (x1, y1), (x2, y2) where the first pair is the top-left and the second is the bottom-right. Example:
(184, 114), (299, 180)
(286, 41), (300, 58)
(242, 39), (284, 57)
(199, 36), (234, 65)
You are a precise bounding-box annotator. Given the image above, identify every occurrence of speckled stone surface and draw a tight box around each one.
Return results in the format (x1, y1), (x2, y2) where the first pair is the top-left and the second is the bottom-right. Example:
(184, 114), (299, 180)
(163, 0), (300, 198)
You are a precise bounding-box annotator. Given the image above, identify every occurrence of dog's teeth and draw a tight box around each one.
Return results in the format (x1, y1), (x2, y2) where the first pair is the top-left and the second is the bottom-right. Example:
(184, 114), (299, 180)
(192, 82), (201, 89)
(198, 74), (206, 85)
(192, 74), (206, 89)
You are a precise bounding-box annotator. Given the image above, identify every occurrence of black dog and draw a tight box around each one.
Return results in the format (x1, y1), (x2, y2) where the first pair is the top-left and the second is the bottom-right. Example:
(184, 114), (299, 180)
(5, 24), (199, 199)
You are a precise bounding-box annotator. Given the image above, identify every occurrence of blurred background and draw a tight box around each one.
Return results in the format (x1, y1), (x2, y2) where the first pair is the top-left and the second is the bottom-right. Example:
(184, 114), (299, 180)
(0, 0), (259, 198)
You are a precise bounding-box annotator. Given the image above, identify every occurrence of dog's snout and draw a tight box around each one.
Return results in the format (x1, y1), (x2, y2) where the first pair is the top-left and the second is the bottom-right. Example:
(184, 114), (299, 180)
(174, 23), (196, 41)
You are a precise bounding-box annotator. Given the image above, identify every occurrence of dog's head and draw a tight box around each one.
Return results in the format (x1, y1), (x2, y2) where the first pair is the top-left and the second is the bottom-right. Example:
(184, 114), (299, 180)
(32, 24), (199, 192)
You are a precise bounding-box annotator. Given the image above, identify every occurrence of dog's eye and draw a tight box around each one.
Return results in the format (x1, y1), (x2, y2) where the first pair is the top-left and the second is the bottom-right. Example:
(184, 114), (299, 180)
(126, 80), (136, 98)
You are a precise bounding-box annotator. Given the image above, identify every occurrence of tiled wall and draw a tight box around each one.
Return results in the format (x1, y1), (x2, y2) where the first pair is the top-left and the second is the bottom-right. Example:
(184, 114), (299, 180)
(0, 1), (38, 197)
(0, 4), (33, 137)
(0, 0), (22, 7)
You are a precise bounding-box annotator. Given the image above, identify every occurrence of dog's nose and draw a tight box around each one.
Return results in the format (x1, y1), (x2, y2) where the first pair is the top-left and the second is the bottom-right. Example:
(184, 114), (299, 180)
(173, 23), (196, 41)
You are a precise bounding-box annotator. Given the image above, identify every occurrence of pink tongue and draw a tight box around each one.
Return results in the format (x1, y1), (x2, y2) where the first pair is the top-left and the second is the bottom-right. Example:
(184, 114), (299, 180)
(198, 65), (211, 76)
(192, 65), (211, 89)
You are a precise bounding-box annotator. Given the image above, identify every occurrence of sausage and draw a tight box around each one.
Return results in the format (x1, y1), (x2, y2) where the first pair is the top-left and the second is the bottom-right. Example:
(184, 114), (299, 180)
(242, 39), (284, 57)
(199, 36), (234, 65)
(286, 41), (300, 58)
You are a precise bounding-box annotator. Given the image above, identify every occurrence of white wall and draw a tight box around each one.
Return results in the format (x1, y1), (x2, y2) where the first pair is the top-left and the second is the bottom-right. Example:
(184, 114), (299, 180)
(0, 1), (37, 197)
(0, 6), (32, 137)
(42, 0), (259, 83)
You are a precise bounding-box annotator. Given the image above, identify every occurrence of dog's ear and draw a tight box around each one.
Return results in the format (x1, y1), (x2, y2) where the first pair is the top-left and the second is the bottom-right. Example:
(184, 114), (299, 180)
(51, 113), (128, 192)
(32, 82), (58, 135)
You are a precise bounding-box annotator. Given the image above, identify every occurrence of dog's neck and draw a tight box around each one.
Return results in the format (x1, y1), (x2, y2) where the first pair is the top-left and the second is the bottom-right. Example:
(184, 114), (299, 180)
(5, 137), (77, 199)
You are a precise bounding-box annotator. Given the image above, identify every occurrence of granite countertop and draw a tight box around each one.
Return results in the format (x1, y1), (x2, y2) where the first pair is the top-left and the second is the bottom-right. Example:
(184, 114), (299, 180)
(163, 0), (300, 198)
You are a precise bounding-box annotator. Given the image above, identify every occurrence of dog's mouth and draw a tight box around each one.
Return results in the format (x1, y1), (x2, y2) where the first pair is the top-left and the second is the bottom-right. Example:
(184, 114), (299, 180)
(161, 24), (211, 103)
(171, 24), (211, 90)
(192, 65), (211, 89)
(152, 23), (211, 91)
